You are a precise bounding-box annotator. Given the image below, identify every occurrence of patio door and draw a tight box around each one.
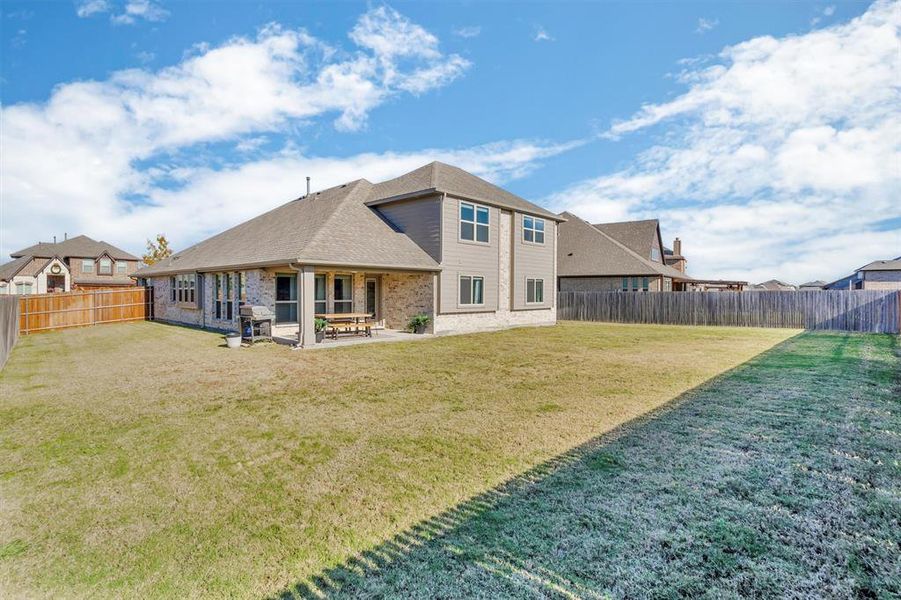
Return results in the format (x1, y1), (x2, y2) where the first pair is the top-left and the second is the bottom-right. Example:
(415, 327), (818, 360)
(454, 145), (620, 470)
(365, 278), (379, 319)
(275, 273), (297, 324)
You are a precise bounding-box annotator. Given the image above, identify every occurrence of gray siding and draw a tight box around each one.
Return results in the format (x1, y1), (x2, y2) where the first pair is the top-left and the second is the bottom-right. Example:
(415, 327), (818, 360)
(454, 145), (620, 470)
(865, 270), (901, 282)
(511, 212), (556, 310)
(375, 195), (442, 262)
(439, 195), (500, 313)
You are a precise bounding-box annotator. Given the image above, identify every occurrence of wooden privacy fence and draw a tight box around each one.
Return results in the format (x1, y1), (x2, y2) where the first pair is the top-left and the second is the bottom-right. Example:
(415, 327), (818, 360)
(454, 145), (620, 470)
(18, 287), (154, 335)
(0, 296), (19, 369)
(557, 290), (901, 333)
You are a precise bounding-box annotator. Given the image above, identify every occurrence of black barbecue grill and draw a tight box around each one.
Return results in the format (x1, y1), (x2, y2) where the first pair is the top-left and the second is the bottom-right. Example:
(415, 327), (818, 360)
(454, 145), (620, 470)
(239, 305), (274, 344)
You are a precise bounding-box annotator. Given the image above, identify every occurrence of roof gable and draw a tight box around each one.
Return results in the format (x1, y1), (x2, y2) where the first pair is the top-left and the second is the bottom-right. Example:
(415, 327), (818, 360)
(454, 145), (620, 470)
(558, 212), (691, 280)
(592, 219), (661, 261)
(367, 161), (562, 221)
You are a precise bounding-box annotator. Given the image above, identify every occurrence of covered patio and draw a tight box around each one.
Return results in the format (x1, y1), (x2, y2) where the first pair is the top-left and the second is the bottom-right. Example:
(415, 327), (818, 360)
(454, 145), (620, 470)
(267, 266), (437, 347)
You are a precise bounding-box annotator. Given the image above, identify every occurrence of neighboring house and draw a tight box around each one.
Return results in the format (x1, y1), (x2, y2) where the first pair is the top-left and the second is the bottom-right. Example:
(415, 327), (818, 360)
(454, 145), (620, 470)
(823, 258), (901, 291)
(135, 162), (561, 343)
(799, 280), (827, 290)
(683, 279), (748, 292)
(0, 235), (140, 295)
(748, 279), (797, 291)
(556, 213), (691, 292)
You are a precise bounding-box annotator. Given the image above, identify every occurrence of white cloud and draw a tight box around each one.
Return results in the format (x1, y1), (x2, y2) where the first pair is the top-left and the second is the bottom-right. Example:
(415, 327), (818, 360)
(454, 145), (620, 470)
(110, 0), (169, 25)
(696, 18), (719, 34)
(76, 0), (168, 24)
(453, 26), (481, 39)
(0, 7), (544, 258)
(75, 0), (111, 18)
(533, 27), (554, 42)
(551, 0), (901, 284)
(824, 5), (836, 17)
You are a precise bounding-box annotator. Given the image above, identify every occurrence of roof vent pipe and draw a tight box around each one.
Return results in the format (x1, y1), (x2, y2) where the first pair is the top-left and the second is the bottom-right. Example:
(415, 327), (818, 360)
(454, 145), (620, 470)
(64, 232), (68, 240)
(306, 177), (311, 197)
(53, 235), (57, 244)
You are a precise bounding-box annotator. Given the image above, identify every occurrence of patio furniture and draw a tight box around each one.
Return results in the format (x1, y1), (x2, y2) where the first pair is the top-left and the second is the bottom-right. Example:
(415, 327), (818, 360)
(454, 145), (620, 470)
(326, 321), (374, 339)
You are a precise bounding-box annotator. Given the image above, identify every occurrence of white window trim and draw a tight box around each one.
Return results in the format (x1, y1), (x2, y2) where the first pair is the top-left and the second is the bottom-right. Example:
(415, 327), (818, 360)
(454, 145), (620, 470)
(525, 277), (545, 305)
(458, 201), (490, 245)
(522, 215), (546, 245)
(458, 274), (485, 307)
(81, 259), (94, 273)
(98, 257), (113, 275)
(116, 261), (128, 274)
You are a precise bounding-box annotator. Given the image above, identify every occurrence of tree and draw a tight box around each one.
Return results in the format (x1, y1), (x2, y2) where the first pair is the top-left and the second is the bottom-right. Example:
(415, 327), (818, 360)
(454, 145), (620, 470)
(143, 234), (173, 265)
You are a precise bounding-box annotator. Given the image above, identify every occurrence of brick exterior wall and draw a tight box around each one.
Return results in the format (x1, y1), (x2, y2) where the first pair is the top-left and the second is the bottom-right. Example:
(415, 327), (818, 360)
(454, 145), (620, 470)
(382, 272), (434, 332)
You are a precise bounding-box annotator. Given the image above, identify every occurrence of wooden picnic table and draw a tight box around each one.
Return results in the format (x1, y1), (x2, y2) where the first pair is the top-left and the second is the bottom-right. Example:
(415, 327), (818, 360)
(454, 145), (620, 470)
(315, 312), (372, 323)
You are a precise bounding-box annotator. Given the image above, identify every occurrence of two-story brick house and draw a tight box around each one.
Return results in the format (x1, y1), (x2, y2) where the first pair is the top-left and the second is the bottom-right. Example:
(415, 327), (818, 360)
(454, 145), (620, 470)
(135, 162), (561, 343)
(0, 235), (140, 295)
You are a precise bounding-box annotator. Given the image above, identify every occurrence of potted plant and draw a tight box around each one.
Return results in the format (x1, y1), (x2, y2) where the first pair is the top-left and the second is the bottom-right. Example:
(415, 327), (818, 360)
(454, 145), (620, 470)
(408, 313), (431, 334)
(314, 317), (328, 343)
(225, 332), (242, 349)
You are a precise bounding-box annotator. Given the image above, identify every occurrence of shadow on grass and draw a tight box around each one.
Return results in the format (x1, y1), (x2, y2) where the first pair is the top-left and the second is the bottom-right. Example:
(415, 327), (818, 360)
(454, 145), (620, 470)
(273, 332), (899, 599)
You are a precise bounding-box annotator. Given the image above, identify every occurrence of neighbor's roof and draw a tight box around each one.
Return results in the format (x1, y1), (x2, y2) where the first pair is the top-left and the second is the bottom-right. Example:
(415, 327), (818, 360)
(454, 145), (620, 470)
(557, 212), (692, 280)
(136, 178), (442, 277)
(749, 279), (797, 291)
(0, 255), (32, 282)
(592, 219), (660, 258)
(366, 162), (563, 221)
(799, 280), (827, 288)
(858, 258), (901, 271)
(10, 235), (138, 261)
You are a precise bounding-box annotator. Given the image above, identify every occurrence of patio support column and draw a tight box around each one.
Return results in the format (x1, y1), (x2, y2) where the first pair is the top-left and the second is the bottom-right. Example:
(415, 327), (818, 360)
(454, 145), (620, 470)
(299, 265), (316, 347)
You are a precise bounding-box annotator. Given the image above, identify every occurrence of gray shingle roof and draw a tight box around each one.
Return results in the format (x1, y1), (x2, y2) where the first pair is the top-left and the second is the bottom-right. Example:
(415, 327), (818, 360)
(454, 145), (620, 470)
(366, 162), (563, 221)
(592, 219), (660, 259)
(557, 212), (692, 280)
(11, 235), (138, 261)
(859, 259), (901, 271)
(0, 255), (32, 282)
(136, 178), (441, 277)
(749, 279), (797, 291)
(799, 280), (827, 288)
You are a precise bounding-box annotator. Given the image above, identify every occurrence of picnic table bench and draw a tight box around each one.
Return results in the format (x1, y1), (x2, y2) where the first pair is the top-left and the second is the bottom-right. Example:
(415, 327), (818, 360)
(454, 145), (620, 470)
(326, 321), (373, 339)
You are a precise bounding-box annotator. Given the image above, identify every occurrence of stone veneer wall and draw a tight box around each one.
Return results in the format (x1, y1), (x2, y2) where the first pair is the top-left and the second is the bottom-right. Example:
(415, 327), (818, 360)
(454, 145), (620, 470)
(151, 269), (276, 332)
(382, 272), (434, 332)
(433, 308), (555, 335)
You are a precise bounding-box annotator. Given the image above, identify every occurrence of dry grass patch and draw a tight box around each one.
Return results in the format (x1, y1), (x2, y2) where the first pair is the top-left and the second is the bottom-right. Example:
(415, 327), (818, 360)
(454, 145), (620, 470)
(1, 320), (793, 598)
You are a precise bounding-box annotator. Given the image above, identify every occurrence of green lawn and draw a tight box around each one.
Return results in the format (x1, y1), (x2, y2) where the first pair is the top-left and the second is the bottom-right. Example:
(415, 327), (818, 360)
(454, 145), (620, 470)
(2, 321), (892, 597)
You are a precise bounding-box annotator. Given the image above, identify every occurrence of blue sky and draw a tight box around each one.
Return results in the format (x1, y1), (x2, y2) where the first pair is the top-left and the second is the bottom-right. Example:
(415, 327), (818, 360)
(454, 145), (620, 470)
(1, 0), (898, 283)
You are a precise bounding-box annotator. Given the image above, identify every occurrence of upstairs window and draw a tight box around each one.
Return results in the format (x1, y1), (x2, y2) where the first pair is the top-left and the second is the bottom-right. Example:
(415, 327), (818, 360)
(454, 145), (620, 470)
(651, 247), (661, 262)
(459, 275), (484, 305)
(523, 216), (545, 244)
(98, 258), (112, 275)
(82, 259), (94, 273)
(116, 261), (128, 274)
(526, 278), (544, 304)
(460, 202), (489, 243)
